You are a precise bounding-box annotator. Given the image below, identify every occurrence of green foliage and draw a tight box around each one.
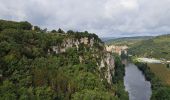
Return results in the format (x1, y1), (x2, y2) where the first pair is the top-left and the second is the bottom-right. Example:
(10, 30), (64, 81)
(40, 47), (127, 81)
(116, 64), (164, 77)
(72, 89), (118, 100)
(0, 19), (126, 100)
(152, 87), (170, 100)
(19, 21), (32, 30)
(58, 28), (65, 33)
(112, 54), (125, 83)
(34, 26), (41, 32)
(115, 82), (129, 100)
(105, 36), (153, 46)
(112, 54), (129, 100)
(34, 87), (56, 100)
(129, 34), (170, 60)
(67, 30), (74, 34)
(51, 30), (57, 33)
(135, 62), (170, 100)
(0, 80), (17, 100)
(0, 20), (32, 31)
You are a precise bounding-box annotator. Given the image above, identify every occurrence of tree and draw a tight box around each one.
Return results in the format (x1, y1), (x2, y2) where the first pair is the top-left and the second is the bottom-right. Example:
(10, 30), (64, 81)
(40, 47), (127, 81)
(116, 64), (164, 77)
(72, 89), (116, 100)
(19, 21), (32, 30)
(0, 24), (2, 31)
(67, 30), (74, 34)
(34, 26), (41, 31)
(153, 87), (170, 100)
(84, 31), (88, 34)
(0, 80), (17, 100)
(58, 28), (65, 33)
(51, 30), (57, 33)
(167, 64), (169, 68)
(34, 87), (56, 100)
(42, 28), (47, 32)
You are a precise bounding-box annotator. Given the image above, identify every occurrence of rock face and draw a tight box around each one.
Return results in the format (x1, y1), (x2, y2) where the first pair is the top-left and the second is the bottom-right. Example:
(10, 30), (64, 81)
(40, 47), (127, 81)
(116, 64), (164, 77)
(99, 53), (115, 84)
(105, 53), (115, 84)
(106, 45), (128, 55)
(52, 37), (93, 54)
(50, 36), (115, 84)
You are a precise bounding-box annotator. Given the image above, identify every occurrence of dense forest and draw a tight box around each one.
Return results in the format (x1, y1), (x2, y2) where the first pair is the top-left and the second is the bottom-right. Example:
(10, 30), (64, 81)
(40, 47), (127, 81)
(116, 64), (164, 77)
(0, 20), (128, 100)
(134, 62), (170, 100)
(129, 35), (170, 60)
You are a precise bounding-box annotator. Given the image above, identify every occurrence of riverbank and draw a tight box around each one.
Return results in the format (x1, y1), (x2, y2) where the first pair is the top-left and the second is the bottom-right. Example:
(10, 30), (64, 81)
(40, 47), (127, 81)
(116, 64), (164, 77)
(137, 58), (161, 63)
(134, 62), (170, 100)
(112, 54), (129, 100)
(133, 57), (170, 64)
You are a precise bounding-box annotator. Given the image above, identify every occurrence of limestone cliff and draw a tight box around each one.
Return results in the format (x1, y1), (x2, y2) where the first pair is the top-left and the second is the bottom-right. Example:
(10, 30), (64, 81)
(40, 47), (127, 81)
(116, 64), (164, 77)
(49, 35), (115, 84)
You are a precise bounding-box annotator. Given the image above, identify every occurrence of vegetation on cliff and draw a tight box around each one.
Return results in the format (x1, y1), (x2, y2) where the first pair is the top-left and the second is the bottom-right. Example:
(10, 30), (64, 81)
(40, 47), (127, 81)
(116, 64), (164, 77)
(112, 54), (129, 100)
(0, 20), (127, 100)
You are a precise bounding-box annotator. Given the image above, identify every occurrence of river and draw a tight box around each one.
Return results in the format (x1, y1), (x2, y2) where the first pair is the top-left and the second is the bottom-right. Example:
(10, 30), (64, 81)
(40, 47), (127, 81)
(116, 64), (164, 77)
(123, 60), (152, 100)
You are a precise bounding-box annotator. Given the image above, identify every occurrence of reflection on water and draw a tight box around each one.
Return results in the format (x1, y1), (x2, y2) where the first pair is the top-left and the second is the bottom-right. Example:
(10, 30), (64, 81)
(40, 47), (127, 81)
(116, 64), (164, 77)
(123, 60), (152, 100)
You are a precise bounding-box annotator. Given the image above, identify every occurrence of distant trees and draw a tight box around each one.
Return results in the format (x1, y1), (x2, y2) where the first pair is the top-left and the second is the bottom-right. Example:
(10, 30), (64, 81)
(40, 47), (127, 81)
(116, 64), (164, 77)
(129, 35), (170, 60)
(51, 30), (57, 33)
(19, 21), (32, 30)
(34, 26), (41, 31)
(42, 28), (47, 33)
(0, 20), (32, 31)
(58, 28), (65, 33)
(67, 30), (74, 34)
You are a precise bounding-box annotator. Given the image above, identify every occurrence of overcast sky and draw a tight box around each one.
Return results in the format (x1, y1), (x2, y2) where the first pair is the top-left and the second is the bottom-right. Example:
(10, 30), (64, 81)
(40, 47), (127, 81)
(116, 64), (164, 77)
(0, 0), (170, 37)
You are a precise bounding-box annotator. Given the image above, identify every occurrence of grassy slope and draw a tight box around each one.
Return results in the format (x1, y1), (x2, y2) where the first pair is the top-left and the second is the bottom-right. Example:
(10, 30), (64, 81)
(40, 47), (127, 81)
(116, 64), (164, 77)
(105, 36), (153, 46)
(129, 34), (170, 60)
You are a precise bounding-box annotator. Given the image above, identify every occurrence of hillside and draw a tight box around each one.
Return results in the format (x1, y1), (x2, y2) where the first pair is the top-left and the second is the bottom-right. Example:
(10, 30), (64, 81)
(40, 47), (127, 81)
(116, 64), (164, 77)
(128, 34), (170, 60)
(100, 37), (116, 42)
(105, 36), (154, 46)
(0, 20), (128, 100)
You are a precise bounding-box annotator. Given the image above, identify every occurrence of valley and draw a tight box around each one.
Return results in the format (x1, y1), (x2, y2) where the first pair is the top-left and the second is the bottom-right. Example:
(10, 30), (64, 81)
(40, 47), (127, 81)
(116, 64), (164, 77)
(0, 19), (170, 100)
(105, 35), (170, 100)
(1, 0), (170, 100)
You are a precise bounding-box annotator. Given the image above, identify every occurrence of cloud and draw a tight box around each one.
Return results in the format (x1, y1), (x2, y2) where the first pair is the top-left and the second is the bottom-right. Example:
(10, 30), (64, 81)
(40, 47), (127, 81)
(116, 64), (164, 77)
(0, 0), (170, 37)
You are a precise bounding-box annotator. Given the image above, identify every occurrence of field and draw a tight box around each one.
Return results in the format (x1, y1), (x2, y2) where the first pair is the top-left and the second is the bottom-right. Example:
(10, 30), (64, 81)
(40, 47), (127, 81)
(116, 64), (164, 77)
(148, 63), (170, 85)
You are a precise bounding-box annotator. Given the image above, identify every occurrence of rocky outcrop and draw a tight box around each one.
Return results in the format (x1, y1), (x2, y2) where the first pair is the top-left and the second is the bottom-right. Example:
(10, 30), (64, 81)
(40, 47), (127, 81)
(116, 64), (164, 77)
(106, 45), (128, 55)
(52, 37), (94, 54)
(99, 53), (115, 84)
(50, 36), (115, 84)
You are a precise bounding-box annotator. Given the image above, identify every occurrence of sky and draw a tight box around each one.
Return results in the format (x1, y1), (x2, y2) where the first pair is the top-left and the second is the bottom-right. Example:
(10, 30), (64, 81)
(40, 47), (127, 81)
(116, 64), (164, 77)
(0, 0), (170, 37)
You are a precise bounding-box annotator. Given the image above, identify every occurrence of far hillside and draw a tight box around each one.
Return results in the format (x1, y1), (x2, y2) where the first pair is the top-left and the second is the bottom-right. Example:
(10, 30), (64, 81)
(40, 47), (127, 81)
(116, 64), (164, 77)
(129, 34), (170, 60)
(105, 36), (154, 46)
